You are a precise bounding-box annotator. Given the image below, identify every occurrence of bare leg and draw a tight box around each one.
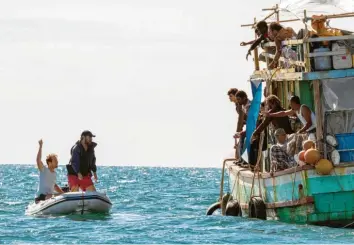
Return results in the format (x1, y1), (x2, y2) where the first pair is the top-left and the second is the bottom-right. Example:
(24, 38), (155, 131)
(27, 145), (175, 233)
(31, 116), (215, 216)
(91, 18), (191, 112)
(85, 185), (96, 192)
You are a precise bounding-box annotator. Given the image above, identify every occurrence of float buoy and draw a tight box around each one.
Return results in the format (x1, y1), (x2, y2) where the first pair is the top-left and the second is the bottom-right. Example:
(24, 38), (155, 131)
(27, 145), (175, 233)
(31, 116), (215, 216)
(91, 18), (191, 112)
(304, 148), (321, 165)
(315, 159), (333, 175)
(303, 140), (315, 151)
(299, 150), (306, 162)
(248, 197), (266, 220)
(225, 199), (241, 216)
(206, 202), (221, 215)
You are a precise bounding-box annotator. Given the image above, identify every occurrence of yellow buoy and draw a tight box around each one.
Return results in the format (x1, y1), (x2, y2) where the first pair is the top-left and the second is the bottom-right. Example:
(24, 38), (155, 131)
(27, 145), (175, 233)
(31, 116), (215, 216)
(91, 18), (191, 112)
(304, 148), (321, 165)
(303, 140), (315, 151)
(315, 159), (333, 175)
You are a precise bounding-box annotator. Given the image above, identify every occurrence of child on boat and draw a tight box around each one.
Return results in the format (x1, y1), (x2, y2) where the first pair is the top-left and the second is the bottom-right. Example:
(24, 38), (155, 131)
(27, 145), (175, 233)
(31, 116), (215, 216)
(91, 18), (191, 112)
(35, 139), (64, 203)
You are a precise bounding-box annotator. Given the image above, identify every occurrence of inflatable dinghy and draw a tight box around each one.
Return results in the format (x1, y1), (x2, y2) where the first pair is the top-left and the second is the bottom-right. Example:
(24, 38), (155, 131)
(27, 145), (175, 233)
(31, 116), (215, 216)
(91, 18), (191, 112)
(25, 191), (112, 215)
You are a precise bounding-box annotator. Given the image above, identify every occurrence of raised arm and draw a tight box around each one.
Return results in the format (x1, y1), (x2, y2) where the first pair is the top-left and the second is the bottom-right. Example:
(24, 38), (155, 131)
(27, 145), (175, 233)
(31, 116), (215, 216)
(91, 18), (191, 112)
(36, 139), (44, 171)
(268, 109), (294, 118)
(298, 106), (313, 133)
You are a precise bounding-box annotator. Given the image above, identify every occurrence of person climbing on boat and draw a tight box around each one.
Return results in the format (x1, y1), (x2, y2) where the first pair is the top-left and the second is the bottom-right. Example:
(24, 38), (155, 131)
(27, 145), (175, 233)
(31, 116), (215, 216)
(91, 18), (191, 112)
(264, 96), (317, 141)
(270, 128), (298, 172)
(66, 130), (98, 192)
(268, 22), (297, 69)
(35, 139), (64, 203)
(251, 95), (294, 143)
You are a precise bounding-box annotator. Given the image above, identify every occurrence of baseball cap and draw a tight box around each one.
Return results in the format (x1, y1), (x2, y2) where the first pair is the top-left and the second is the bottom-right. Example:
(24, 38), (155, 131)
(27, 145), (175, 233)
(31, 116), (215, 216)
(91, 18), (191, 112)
(81, 130), (96, 137)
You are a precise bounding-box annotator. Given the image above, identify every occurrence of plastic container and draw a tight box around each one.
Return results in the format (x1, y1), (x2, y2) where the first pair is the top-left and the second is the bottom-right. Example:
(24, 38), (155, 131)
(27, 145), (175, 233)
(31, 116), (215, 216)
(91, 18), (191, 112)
(314, 47), (332, 71)
(335, 133), (354, 162)
(332, 42), (352, 70)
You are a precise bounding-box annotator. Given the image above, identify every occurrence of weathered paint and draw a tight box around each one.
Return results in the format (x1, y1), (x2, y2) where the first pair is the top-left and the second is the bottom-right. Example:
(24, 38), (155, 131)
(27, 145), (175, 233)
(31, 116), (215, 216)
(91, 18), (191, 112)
(226, 163), (354, 227)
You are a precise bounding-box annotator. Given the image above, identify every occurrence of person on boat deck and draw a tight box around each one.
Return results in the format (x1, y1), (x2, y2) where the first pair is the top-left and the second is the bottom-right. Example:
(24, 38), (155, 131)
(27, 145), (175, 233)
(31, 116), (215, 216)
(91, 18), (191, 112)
(270, 128), (297, 172)
(66, 130), (98, 192)
(234, 90), (251, 165)
(228, 88), (246, 161)
(264, 96), (317, 141)
(35, 139), (64, 203)
(251, 95), (294, 143)
(244, 21), (271, 61)
(268, 22), (296, 69)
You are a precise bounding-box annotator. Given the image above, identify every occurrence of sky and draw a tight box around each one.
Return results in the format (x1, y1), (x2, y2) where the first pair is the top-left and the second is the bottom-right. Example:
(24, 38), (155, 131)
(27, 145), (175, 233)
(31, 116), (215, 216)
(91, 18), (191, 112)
(0, 0), (352, 168)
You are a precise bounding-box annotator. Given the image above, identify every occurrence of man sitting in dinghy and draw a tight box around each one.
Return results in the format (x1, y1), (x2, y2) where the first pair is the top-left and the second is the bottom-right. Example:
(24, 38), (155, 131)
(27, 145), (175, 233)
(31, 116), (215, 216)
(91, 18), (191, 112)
(66, 130), (98, 192)
(35, 139), (64, 203)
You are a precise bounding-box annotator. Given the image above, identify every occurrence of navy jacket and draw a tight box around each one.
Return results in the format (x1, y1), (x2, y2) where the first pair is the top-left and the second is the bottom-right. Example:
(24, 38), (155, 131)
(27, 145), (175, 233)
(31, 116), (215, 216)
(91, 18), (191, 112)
(66, 141), (97, 177)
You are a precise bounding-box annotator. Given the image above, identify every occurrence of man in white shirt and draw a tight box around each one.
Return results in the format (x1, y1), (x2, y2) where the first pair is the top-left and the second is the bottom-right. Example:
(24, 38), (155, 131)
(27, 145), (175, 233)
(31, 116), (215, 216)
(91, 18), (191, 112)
(35, 139), (64, 203)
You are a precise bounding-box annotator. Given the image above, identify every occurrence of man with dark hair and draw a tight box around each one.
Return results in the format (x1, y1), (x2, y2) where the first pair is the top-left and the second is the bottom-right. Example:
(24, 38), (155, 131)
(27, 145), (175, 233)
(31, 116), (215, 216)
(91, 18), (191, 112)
(236, 90), (251, 116)
(251, 95), (294, 143)
(264, 95), (316, 140)
(66, 130), (98, 192)
(227, 88), (246, 162)
(245, 21), (270, 60)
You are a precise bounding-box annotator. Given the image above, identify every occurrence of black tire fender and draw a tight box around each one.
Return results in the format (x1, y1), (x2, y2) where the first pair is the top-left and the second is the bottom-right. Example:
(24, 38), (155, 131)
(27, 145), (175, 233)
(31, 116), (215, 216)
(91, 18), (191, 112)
(206, 202), (221, 215)
(225, 199), (241, 216)
(248, 197), (266, 220)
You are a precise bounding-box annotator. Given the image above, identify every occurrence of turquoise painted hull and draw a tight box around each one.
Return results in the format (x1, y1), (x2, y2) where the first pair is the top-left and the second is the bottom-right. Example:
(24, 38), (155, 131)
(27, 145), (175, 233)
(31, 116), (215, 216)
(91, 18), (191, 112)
(226, 163), (354, 228)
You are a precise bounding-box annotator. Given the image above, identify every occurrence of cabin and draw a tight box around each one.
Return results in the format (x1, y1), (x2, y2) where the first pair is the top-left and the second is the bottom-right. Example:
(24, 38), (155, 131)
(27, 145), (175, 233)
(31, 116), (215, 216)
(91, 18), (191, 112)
(243, 7), (354, 172)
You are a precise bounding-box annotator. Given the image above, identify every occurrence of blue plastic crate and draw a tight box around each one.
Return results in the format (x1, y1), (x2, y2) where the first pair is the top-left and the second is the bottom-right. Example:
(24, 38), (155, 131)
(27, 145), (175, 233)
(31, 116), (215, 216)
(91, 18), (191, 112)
(335, 133), (354, 162)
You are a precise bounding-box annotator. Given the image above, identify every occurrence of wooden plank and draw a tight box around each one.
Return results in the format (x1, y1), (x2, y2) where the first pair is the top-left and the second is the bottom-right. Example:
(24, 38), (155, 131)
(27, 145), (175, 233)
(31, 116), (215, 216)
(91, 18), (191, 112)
(239, 197), (314, 209)
(303, 68), (354, 80)
(262, 53), (306, 67)
(250, 68), (354, 82)
(263, 35), (354, 48)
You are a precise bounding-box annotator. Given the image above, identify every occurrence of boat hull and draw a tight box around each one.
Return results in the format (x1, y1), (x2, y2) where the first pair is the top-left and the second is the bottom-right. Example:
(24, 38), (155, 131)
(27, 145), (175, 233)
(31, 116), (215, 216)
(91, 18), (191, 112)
(226, 162), (354, 228)
(25, 191), (112, 215)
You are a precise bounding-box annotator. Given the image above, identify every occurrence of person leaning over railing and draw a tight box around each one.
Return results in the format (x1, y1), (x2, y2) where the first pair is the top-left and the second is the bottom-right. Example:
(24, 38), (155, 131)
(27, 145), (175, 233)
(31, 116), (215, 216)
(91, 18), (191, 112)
(268, 22), (297, 69)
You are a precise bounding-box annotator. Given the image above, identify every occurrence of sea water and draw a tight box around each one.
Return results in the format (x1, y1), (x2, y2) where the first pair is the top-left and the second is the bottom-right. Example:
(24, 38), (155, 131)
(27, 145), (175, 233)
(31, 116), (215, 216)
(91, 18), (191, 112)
(0, 165), (353, 244)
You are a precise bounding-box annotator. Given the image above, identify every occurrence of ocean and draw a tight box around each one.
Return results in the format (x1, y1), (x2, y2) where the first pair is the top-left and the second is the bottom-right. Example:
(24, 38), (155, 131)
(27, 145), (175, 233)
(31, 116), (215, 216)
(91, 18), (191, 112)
(0, 165), (353, 244)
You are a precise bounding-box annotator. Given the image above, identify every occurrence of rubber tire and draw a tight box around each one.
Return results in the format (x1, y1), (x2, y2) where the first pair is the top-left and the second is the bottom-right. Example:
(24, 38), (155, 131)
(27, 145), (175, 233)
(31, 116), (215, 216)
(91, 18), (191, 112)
(206, 202), (221, 215)
(225, 200), (241, 216)
(248, 197), (267, 220)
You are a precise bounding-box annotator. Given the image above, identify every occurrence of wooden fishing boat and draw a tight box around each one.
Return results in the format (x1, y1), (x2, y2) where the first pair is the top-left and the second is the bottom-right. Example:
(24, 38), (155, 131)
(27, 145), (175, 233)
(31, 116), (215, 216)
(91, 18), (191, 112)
(208, 1), (354, 228)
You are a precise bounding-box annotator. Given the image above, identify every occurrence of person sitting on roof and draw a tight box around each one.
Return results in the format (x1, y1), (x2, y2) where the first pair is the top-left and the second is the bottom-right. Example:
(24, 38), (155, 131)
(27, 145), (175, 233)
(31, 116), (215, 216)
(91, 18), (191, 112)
(35, 139), (64, 203)
(264, 95), (317, 141)
(270, 128), (297, 172)
(268, 22), (297, 69)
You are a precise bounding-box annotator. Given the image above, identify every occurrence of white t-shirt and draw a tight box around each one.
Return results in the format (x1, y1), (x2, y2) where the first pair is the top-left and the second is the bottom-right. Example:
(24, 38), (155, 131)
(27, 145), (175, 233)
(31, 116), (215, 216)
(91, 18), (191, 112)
(37, 166), (56, 195)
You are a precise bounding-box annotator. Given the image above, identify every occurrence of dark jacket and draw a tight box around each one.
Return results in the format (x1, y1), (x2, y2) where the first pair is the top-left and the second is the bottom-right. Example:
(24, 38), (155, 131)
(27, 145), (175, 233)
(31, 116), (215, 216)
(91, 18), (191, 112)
(66, 141), (97, 177)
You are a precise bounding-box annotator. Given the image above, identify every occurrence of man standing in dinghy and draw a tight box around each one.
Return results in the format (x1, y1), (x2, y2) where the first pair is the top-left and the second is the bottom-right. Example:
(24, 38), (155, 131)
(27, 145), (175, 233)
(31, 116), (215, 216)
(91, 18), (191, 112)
(66, 130), (98, 192)
(35, 139), (64, 203)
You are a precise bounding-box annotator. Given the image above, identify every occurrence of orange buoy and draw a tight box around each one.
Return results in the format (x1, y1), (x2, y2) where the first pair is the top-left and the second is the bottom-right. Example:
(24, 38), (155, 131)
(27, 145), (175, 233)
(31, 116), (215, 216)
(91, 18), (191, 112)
(315, 159), (333, 175)
(304, 148), (321, 165)
(299, 150), (306, 162)
(303, 140), (315, 151)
